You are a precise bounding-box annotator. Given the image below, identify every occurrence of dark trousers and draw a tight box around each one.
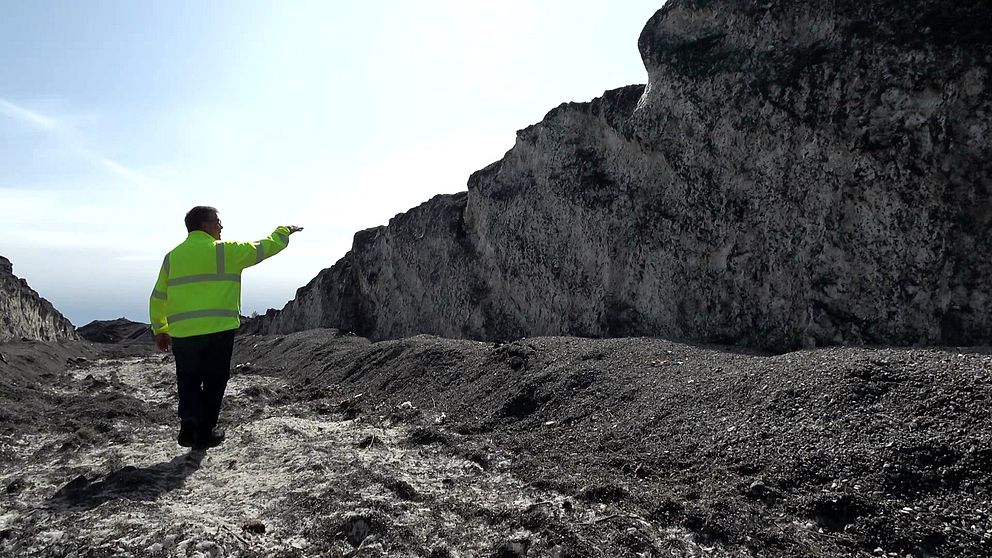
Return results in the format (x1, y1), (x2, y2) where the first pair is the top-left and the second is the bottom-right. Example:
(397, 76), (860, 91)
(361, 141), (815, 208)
(172, 329), (235, 432)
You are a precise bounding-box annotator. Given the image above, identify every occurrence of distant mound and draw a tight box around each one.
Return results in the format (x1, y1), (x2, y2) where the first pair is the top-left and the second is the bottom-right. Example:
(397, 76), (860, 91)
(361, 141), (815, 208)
(77, 318), (152, 344)
(0, 255), (77, 343)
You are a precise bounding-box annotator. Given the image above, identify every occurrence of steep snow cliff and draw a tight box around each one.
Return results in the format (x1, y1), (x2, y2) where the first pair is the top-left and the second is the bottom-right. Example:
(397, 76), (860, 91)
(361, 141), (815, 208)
(251, 0), (991, 351)
(0, 256), (77, 342)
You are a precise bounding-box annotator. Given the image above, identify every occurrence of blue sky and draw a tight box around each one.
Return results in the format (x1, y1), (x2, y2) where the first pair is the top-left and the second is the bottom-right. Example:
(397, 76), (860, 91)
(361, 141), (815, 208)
(0, 0), (662, 326)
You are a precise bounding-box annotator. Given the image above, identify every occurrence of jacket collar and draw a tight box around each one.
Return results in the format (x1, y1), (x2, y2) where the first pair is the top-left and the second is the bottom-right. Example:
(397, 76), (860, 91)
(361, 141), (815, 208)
(186, 230), (217, 242)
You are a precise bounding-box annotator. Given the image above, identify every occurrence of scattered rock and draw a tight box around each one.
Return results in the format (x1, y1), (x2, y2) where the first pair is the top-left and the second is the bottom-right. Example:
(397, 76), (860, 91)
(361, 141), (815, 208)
(339, 393), (366, 419)
(493, 539), (530, 557)
(356, 434), (385, 449)
(428, 546), (453, 558)
(521, 506), (553, 530)
(382, 477), (420, 501)
(407, 426), (450, 446)
(242, 519), (266, 535)
(746, 480), (780, 504)
(5, 478), (26, 495)
(341, 515), (371, 547)
(389, 402), (423, 424)
(809, 494), (876, 534)
(577, 483), (628, 504)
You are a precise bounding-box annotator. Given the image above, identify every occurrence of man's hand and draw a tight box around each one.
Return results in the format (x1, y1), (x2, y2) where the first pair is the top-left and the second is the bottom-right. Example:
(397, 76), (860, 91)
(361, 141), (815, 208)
(286, 226), (304, 234)
(155, 333), (172, 352)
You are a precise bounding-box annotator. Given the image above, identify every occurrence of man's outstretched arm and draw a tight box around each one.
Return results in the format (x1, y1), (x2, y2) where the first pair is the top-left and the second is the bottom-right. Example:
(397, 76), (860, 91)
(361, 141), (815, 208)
(227, 225), (304, 271)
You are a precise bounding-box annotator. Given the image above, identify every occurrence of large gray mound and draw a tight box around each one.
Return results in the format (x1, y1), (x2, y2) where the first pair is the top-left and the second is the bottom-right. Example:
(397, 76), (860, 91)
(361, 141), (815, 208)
(0, 256), (77, 343)
(249, 0), (991, 351)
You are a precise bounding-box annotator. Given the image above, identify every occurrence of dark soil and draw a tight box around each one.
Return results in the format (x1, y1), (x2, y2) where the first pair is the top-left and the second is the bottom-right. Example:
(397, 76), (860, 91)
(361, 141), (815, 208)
(1, 330), (990, 556)
(234, 330), (992, 557)
(0, 340), (164, 446)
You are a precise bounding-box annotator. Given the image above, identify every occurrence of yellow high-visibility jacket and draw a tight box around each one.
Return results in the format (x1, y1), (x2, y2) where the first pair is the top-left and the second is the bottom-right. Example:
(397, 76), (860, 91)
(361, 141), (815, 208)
(149, 227), (291, 338)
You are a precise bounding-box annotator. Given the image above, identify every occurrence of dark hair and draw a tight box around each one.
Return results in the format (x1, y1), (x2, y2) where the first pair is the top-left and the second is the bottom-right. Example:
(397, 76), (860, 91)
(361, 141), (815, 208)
(185, 206), (218, 233)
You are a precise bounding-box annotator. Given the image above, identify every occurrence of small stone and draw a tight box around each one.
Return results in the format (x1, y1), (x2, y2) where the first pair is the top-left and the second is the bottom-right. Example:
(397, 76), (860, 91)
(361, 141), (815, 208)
(748, 481), (768, 498)
(494, 540), (530, 557)
(6, 478), (25, 494)
(342, 516), (371, 546)
(242, 520), (266, 535)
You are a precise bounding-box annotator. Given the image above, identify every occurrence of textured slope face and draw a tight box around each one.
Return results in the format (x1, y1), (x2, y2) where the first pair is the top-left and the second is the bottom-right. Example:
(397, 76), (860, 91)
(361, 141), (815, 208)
(255, 0), (991, 351)
(0, 256), (77, 342)
(626, 0), (992, 348)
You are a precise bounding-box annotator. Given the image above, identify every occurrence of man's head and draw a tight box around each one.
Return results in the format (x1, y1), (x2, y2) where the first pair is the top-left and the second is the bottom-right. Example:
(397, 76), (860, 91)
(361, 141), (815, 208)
(184, 206), (223, 240)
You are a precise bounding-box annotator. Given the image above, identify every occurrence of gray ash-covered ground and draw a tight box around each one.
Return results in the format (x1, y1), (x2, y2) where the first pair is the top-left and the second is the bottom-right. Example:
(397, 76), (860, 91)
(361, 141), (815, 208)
(0, 330), (990, 557)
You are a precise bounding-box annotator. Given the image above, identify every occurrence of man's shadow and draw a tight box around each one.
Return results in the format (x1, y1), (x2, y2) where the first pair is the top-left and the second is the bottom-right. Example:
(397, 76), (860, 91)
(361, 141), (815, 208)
(47, 450), (206, 511)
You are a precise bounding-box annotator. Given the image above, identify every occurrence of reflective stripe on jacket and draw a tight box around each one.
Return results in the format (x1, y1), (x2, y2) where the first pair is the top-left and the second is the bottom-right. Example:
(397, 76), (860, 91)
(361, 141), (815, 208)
(149, 226), (291, 338)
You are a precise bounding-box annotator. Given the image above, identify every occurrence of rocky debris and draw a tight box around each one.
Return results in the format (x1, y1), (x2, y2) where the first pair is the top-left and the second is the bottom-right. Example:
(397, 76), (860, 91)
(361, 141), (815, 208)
(0, 341), (156, 441)
(6, 341), (690, 557)
(241, 519), (266, 535)
(77, 317), (153, 344)
(1, 329), (991, 555)
(492, 539), (530, 557)
(250, 0), (991, 352)
(231, 329), (992, 557)
(0, 256), (77, 343)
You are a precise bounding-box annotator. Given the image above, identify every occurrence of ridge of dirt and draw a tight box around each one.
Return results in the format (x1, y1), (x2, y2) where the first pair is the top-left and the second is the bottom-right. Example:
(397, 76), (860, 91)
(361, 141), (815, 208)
(234, 330), (992, 557)
(0, 336), (721, 557)
(1, 330), (990, 556)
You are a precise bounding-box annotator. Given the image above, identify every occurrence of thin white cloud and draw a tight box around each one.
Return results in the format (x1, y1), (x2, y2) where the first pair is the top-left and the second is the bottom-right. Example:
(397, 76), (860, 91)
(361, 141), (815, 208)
(0, 96), (157, 190)
(98, 157), (157, 188)
(0, 98), (57, 129)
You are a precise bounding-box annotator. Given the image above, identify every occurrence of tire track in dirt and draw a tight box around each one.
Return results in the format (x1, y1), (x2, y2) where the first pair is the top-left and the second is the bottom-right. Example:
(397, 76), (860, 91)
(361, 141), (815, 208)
(0, 355), (723, 557)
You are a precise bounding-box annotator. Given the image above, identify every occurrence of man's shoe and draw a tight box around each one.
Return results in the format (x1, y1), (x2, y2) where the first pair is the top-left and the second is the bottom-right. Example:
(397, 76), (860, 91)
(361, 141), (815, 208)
(177, 421), (198, 448)
(195, 428), (225, 449)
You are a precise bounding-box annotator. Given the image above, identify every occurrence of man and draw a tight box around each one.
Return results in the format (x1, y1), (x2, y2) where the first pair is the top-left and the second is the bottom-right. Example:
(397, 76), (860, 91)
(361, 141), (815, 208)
(150, 206), (303, 449)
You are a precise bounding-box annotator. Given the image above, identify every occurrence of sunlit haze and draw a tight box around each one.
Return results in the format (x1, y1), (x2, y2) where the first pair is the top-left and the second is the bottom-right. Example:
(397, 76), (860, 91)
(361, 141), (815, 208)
(0, 1), (662, 326)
